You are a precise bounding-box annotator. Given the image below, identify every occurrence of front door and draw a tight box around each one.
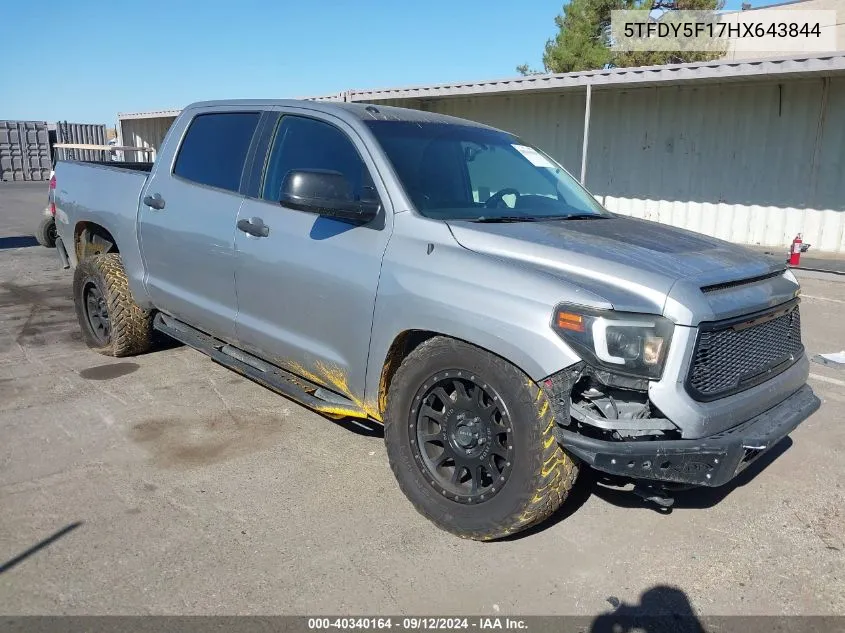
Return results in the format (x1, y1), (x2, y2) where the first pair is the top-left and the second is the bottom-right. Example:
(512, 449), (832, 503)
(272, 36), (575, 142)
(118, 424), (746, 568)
(233, 112), (392, 402)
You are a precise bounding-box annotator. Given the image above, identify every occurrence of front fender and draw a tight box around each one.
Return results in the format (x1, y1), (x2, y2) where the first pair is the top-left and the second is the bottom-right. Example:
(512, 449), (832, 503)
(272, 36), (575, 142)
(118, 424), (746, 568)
(364, 216), (608, 411)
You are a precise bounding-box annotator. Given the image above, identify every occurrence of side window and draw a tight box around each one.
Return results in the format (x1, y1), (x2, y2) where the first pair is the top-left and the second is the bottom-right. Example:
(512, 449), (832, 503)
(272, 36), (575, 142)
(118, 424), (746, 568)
(262, 116), (375, 203)
(173, 112), (260, 192)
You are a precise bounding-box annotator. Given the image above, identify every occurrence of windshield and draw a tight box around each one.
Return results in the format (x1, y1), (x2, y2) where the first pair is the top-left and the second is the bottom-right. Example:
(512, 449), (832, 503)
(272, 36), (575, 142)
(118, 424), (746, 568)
(365, 120), (609, 222)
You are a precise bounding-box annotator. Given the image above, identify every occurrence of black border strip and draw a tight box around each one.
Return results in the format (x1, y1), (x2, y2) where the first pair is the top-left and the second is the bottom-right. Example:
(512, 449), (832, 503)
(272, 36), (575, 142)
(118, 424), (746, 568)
(1, 616), (844, 633)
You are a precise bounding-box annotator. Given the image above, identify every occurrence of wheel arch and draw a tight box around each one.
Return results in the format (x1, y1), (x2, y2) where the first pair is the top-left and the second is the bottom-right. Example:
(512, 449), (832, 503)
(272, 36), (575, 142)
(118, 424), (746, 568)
(375, 330), (438, 418)
(74, 221), (119, 261)
(369, 326), (578, 421)
(69, 219), (153, 310)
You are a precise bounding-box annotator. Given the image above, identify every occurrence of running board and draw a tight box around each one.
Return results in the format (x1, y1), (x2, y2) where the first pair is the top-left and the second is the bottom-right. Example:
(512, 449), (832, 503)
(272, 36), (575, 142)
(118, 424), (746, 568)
(153, 313), (368, 419)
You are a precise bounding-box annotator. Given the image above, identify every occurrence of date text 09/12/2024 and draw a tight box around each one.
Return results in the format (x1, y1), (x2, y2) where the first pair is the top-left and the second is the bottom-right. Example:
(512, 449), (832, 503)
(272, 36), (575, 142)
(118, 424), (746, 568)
(307, 618), (528, 630)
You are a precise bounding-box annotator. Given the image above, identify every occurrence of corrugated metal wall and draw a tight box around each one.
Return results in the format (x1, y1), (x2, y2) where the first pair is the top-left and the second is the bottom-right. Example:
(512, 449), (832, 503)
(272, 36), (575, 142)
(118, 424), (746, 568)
(118, 115), (177, 161)
(372, 76), (845, 253)
(591, 78), (845, 254)
(0, 120), (51, 181)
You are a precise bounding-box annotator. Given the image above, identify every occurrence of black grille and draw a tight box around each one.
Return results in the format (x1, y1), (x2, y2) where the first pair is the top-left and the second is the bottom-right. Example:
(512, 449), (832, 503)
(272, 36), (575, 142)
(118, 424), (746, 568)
(686, 302), (803, 401)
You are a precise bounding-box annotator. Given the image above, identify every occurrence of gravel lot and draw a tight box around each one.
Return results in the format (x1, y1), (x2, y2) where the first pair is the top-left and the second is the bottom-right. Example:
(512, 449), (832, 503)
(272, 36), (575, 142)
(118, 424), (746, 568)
(1, 182), (843, 616)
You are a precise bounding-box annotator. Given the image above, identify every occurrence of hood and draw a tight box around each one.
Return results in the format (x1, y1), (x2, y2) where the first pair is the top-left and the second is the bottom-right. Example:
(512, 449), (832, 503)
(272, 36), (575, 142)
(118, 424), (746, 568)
(447, 216), (793, 324)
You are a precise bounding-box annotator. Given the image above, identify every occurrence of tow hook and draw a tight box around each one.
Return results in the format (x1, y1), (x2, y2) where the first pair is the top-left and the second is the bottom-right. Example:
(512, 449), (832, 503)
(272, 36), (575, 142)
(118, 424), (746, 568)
(632, 483), (675, 509)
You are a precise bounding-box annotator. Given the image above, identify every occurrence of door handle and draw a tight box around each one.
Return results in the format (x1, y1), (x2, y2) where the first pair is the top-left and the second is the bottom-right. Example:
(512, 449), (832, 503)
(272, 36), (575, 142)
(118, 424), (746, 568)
(237, 217), (270, 237)
(143, 193), (166, 210)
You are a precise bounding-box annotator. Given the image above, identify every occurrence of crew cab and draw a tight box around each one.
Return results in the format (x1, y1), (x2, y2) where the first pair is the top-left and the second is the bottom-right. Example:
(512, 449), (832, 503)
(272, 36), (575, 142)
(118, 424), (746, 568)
(52, 100), (820, 539)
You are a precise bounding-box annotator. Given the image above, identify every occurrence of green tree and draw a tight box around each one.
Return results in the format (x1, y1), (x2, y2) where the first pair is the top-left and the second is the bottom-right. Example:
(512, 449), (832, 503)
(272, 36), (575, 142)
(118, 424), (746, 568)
(516, 0), (724, 75)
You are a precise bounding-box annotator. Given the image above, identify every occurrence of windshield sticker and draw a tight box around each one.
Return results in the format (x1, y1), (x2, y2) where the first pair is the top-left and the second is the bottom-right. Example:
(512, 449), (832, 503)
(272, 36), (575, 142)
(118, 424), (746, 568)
(512, 144), (557, 168)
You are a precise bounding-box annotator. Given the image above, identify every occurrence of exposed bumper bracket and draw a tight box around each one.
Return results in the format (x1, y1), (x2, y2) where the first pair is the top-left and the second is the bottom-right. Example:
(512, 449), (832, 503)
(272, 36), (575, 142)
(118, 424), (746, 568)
(555, 384), (820, 487)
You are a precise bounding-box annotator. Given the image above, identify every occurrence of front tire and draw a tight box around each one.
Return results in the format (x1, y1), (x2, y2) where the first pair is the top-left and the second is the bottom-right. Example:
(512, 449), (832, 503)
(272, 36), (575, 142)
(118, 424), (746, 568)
(384, 336), (578, 540)
(73, 253), (152, 357)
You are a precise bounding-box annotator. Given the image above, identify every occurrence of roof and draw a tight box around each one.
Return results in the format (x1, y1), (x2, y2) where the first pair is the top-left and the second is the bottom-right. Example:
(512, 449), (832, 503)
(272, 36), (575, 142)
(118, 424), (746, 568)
(121, 100), (497, 128)
(318, 102), (495, 127)
(118, 108), (182, 120)
(719, 0), (810, 11)
(116, 53), (845, 120)
(312, 53), (845, 102)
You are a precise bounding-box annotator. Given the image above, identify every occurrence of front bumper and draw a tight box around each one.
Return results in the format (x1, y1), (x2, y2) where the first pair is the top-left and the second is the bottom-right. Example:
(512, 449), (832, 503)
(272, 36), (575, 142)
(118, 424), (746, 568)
(648, 327), (811, 439)
(555, 384), (820, 487)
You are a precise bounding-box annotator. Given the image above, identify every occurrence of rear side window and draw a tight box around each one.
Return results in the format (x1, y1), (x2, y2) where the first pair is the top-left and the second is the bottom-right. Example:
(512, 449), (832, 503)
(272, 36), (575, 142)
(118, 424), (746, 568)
(174, 112), (260, 192)
(262, 115), (375, 202)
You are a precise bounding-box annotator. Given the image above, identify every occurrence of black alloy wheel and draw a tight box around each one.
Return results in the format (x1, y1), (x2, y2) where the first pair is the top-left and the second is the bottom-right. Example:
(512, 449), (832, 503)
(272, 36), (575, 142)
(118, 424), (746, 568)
(411, 371), (515, 504)
(83, 281), (111, 345)
(385, 336), (580, 540)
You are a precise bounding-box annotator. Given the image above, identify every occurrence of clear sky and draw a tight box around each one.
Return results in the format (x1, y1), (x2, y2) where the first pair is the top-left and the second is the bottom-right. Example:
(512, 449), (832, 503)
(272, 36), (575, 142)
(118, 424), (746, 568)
(2, 0), (779, 127)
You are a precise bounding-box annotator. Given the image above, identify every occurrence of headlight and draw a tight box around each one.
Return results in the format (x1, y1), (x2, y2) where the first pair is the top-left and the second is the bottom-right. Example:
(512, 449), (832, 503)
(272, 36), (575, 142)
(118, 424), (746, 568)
(551, 305), (674, 379)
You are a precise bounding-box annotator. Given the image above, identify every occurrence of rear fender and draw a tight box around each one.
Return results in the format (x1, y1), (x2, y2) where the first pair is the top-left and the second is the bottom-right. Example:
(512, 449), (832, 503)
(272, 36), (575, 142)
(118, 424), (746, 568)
(53, 161), (153, 308)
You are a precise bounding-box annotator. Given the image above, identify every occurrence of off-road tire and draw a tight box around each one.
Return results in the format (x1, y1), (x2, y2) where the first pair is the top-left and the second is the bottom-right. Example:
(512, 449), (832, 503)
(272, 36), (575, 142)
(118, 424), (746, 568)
(73, 253), (152, 357)
(35, 216), (57, 248)
(384, 336), (578, 540)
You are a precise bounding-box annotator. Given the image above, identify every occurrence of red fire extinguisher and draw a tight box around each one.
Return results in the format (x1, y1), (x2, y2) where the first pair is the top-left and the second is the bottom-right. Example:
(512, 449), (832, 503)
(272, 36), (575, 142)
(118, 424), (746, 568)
(789, 234), (803, 266)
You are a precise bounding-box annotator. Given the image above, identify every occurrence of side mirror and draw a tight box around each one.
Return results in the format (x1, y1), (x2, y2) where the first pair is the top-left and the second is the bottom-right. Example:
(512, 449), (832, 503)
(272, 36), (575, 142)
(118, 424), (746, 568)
(280, 169), (379, 223)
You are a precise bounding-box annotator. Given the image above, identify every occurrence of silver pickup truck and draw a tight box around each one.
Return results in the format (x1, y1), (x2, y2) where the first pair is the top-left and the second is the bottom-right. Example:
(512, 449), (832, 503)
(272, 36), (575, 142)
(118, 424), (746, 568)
(53, 100), (820, 539)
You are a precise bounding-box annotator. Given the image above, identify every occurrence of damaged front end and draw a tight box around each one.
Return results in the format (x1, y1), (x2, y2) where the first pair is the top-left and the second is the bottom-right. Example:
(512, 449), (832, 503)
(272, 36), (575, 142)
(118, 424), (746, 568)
(543, 363), (681, 442)
(542, 363), (820, 489)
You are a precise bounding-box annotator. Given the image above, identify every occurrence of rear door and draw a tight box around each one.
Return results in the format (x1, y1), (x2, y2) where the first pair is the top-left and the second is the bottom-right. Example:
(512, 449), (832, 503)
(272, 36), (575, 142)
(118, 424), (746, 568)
(139, 110), (261, 339)
(233, 110), (393, 402)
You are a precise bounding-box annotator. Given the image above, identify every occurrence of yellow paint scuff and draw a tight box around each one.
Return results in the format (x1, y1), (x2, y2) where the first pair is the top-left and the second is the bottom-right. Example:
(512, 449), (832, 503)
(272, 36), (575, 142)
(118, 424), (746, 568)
(287, 360), (374, 421)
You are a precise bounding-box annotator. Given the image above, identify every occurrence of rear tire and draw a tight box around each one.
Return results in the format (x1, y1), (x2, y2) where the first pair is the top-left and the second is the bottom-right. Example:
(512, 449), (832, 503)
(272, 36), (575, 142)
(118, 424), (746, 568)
(73, 253), (152, 357)
(384, 336), (578, 540)
(35, 216), (57, 248)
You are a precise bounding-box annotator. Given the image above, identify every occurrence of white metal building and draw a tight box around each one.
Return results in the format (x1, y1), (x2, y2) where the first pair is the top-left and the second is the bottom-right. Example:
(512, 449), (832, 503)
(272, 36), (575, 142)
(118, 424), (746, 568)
(117, 53), (845, 252)
(117, 109), (180, 162)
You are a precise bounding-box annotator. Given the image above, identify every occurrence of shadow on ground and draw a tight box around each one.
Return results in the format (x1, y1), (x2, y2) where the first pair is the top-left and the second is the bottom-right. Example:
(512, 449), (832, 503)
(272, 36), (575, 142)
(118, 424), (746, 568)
(0, 236), (38, 250)
(0, 522), (82, 574)
(325, 415), (384, 438)
(591, 585), (705, 633)
(502, 436), (792, 540)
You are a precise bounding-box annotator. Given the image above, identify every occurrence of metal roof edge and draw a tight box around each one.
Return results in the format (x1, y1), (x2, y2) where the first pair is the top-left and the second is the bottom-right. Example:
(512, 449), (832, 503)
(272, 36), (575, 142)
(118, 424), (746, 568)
(114, 53), (845, 119)
(344, 53), (845, 101)
(298, 91), (347, 102)
(118, 109), (183, 120)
